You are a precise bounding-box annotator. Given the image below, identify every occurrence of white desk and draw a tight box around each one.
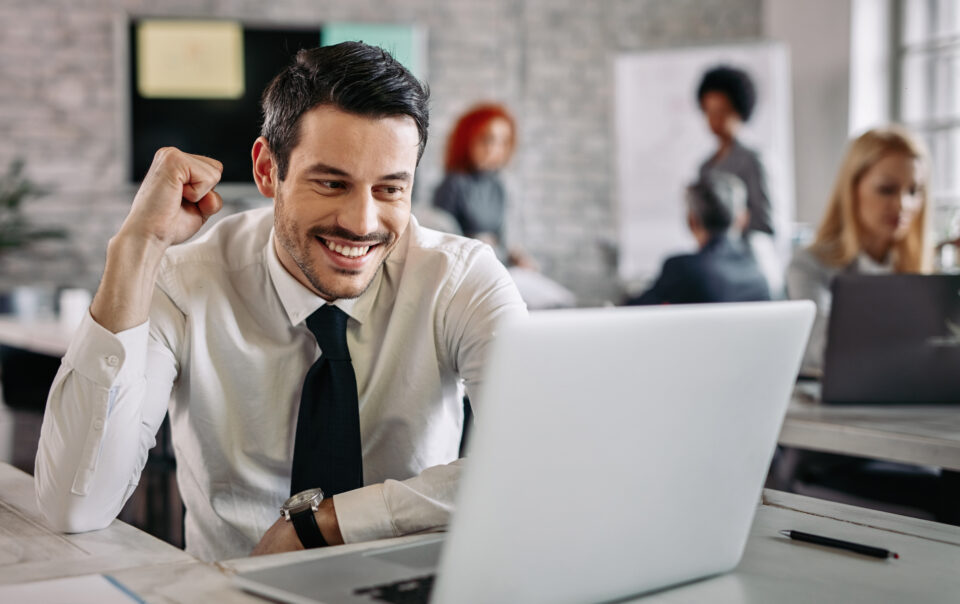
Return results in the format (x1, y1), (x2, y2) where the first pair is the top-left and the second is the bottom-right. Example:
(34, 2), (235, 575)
(209, 490), (960, 603)
(3, 456), (959, 602)
(0, 463), (192, 586)
(0, 315), (72, 357)
(780, 387), (960, 471)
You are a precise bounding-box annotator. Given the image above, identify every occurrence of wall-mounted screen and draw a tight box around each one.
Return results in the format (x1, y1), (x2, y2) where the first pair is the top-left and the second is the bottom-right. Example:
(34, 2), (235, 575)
(126, 18), (425, 186)
(128, 19), (320, 184)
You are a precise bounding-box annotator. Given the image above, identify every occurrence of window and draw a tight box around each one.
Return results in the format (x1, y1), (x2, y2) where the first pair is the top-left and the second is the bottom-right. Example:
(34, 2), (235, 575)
(895, 0), (960, 244)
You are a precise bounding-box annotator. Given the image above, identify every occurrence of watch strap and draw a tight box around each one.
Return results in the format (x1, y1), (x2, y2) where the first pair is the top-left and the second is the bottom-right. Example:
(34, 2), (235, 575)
(290, 508), (328, 549)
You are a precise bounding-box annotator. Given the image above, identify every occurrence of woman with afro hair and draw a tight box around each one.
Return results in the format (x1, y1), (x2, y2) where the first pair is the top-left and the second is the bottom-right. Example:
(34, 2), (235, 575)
(697, 65), (774, 237)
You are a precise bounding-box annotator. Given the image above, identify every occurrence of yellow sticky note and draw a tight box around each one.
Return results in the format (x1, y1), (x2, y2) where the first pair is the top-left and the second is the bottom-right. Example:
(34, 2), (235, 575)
(137, 20), (244, 99)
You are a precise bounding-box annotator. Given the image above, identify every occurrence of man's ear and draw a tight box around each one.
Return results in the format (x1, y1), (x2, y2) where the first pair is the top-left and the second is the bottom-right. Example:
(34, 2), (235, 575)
(252, 137), (278, 198)
(686, 209), (700, 234)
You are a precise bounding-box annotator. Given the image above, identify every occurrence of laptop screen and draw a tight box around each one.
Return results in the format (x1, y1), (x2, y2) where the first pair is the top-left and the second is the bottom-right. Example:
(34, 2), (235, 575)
(823, 274), (960, 404)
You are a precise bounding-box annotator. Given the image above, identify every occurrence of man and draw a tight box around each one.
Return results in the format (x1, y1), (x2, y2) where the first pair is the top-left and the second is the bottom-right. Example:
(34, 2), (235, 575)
(34, 42), (526, 561)
(626, 172), (770, 305)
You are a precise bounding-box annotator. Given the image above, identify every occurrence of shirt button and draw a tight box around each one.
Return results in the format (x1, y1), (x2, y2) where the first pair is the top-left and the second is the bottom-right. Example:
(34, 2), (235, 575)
(106, 355), (120, 367)
(93, 419), (104, 430)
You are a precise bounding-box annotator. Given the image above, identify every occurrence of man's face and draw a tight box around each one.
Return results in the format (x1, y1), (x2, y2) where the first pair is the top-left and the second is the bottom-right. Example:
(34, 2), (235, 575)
(262, 106), (420, 301)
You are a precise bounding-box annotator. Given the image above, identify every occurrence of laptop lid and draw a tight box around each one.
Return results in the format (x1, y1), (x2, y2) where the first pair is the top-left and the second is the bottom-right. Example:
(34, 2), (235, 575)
(822, 274), (960, 404)
(432, 301), (814, 603)
(234, 301), (813, 604)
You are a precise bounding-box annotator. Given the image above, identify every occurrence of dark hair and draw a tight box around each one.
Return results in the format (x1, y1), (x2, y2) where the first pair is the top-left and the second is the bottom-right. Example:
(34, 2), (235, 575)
(686, 171), (747, 234)
(696, 65), (757, 122)
(260, 41), (430, 181)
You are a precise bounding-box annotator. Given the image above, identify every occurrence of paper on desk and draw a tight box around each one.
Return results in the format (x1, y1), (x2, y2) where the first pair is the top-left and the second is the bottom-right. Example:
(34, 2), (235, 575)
(0, 573), (143, 603)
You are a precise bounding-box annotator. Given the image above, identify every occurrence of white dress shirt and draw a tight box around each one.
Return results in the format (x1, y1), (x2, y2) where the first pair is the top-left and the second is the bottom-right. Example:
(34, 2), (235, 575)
(34, 206), (527, 561)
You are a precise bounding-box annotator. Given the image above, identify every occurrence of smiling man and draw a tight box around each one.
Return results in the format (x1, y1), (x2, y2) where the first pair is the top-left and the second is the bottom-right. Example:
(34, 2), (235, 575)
(34, 42), (526, 561)
(265, 105), (416, 302)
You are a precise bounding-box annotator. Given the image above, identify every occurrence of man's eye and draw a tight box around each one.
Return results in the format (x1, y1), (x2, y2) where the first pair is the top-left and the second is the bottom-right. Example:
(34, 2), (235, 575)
(313, 180), (345, 191)
(378, 186), (404, 196)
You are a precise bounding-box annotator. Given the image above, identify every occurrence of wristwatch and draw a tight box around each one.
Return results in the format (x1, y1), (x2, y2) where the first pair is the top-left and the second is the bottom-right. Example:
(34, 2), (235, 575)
(281, 487), (328, 548)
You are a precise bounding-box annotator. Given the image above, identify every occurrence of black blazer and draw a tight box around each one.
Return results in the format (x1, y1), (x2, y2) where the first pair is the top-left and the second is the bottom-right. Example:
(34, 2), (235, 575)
(627, 236), (771, 305)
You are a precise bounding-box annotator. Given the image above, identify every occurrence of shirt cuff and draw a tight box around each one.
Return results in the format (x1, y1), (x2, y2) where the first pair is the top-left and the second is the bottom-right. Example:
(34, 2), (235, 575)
(63, 311), (149, 388)
(332, 483), (397, 543)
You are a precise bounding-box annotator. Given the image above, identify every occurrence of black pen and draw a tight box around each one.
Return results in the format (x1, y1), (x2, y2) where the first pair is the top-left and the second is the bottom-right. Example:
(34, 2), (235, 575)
(779, 530), (899, 559)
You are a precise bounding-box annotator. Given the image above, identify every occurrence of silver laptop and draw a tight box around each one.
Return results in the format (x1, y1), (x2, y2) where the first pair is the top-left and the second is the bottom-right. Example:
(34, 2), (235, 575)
(823, 274), (960, 404)
(234, 301), (814, 604)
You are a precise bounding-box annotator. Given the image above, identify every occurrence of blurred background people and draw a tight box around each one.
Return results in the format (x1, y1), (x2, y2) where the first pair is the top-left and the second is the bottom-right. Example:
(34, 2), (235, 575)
(626, 171), (770, 305)
(775, 126), (940, 523)
(432, 103), (537, 269)
(698, 65), (772, 236)
(697, 65), (782, 296)
(786, 125), (931, 373)
(432, 103), (575, 309)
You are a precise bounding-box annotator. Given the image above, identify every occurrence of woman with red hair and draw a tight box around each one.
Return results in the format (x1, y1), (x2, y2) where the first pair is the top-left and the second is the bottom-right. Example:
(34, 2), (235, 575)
(433, 104), (534, 267)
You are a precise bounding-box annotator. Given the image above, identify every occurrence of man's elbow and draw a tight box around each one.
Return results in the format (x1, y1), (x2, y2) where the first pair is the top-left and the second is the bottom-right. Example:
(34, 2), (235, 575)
(35, 480), (114, 534)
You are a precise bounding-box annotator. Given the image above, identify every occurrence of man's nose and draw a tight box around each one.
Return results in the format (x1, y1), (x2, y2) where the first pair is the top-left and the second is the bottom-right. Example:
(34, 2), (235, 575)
(339, 190), (379, 236)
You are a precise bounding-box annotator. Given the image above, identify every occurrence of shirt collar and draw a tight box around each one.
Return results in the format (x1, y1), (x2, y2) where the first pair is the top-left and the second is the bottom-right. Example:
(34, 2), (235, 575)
(264, 229), (361, 326)
(855, 251), (895, 274)
(264, 222), (414, 327)
(703, 233), (737, 251)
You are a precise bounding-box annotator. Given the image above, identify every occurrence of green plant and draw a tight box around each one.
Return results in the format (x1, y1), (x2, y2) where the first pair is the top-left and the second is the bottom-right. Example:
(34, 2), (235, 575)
(0, 158), (67, 250)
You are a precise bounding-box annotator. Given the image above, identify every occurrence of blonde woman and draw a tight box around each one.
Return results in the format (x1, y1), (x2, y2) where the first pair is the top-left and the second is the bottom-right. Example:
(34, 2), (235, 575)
(787, 125), (932, 372)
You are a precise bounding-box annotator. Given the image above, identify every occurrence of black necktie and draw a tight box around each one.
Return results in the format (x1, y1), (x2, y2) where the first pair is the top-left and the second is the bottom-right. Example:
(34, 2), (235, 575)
(290, 305), (363, 496)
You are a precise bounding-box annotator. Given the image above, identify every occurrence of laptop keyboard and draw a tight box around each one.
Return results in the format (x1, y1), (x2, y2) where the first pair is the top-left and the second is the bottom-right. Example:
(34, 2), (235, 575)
(353, 574), (435, 603)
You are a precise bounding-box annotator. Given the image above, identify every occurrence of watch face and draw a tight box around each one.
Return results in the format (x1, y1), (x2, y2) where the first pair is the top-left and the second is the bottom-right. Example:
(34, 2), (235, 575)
(284, 487), (324, 513)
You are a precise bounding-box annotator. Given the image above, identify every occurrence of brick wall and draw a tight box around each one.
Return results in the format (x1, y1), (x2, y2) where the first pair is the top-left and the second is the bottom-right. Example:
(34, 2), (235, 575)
(0, 0), (762, 305)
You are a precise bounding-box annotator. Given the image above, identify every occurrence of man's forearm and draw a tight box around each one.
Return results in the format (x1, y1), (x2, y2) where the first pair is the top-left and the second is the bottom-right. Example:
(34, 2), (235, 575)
(90, 148), (224, 333)
(90, 232), (168, 333)
(318, 497), (345, 545)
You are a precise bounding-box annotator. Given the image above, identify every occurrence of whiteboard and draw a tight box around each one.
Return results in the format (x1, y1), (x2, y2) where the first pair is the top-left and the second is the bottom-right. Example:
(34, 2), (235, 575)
(614, 42), (795, 284)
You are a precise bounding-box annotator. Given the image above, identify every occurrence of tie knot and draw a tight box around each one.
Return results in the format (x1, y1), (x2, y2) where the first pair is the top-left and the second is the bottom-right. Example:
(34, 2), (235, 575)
(306, 305), (351, 361)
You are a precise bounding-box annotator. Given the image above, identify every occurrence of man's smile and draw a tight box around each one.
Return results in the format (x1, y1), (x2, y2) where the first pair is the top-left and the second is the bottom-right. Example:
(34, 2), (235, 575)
(319, 237), (374, 259)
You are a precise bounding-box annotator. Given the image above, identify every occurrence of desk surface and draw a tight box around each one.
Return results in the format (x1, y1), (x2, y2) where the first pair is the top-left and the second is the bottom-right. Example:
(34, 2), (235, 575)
(0, 463), (191, 586)
(4, 460), (958, 603)
(216, 491), (960, 603)
(0, 315), (72, 357)
(780, 386), (960, 471)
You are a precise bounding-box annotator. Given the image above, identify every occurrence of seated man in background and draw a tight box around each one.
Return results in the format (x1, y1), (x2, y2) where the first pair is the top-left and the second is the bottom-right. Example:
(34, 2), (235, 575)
(626, 171), (770, 305)
(34, 42), (526, 562)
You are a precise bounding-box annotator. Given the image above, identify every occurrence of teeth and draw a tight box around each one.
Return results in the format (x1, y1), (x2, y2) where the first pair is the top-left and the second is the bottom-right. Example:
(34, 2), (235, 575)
(324, 240), (370, 258)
